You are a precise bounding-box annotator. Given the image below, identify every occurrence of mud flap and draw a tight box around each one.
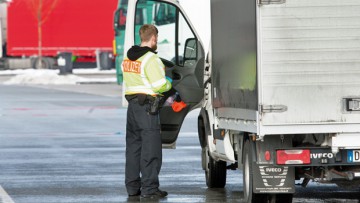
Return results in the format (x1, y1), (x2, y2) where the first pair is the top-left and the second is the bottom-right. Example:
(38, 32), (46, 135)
(252, 163), (295, 193)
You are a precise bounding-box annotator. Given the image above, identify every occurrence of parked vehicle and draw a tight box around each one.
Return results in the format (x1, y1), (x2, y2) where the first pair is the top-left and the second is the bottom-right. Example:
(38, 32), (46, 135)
(124, 0), (360, 202)
(0, 0), (117, 69)
(113, 0), (210, 84)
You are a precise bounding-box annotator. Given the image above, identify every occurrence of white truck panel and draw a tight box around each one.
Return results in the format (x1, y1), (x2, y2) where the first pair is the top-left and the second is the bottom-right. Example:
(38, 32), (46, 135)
(259, 0), (360, 127)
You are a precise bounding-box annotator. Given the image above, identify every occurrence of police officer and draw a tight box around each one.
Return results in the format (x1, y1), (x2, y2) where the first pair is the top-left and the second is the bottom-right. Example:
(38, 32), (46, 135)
(122, 24), (171, 199)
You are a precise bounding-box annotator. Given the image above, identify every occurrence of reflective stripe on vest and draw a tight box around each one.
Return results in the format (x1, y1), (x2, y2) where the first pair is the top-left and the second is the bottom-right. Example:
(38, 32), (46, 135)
(122, 51), (167, 95)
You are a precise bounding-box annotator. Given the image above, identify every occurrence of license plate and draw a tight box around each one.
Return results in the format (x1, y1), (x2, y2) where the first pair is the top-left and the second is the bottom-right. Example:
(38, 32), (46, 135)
(347, 150), (360, 162)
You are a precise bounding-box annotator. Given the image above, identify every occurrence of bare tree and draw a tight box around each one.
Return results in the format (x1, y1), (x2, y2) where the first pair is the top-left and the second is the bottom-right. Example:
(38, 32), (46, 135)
(26, 0), (59, 68)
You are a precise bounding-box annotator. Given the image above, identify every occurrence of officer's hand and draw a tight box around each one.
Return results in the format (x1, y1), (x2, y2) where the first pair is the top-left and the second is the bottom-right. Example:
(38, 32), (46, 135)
(166, 76), (173, 83)
(161, 58), (175, 68)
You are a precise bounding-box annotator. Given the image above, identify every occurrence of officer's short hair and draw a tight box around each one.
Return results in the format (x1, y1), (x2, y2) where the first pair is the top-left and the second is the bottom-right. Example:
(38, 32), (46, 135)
(139, 24), (158, 42)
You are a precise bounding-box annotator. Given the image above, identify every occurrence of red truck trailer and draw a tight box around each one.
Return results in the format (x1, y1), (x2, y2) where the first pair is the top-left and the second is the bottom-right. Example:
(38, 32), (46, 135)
(3, 0), (117, 69)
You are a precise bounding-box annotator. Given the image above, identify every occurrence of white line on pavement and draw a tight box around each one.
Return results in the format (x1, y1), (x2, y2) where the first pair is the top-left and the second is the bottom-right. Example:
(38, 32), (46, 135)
(0, 185), (15, 203)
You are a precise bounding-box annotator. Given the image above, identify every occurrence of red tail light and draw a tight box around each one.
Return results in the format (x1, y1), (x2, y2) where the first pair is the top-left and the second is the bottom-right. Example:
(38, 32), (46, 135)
(265, 150), (271, 161)
(276, 149), (310, 165)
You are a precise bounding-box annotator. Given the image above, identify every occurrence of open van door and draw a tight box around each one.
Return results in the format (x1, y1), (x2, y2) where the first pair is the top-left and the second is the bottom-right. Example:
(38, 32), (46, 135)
(0, 18), (3, 58)
(122, 0), (205, 148)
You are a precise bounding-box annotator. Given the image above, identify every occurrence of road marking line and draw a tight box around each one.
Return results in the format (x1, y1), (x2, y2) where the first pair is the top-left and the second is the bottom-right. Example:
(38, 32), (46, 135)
(0, 185), (15, 203)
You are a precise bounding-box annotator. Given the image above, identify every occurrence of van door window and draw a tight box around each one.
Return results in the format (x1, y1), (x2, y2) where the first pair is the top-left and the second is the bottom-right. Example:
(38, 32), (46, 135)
(178, 13), (196, 66)
(134, 0), (196, 67)
(135, 0), (175, 63)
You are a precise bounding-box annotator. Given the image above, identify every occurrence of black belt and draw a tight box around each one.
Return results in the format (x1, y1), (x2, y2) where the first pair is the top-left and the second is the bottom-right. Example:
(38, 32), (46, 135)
(125, 94), (155, 104)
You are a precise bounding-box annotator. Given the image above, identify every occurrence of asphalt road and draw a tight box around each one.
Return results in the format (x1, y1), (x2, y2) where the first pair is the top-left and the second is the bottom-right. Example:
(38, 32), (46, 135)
(1, 84), (360, 203)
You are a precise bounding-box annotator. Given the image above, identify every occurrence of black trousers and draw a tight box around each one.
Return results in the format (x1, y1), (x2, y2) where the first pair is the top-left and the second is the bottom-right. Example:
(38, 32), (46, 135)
(125, 99), (162, 195)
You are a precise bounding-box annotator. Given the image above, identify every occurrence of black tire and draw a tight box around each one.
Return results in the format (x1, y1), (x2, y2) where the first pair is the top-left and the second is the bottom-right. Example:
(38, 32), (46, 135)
(275, 194), (293, 203)
(204, 146), (227, 188)
(200, 118), (226, 188)
(198, 115), (226, 188)
(201, 132), (227, 188)
(243, 140), (293, 203)
(32, 57), (51, 69)
(243, 140), (268, 203)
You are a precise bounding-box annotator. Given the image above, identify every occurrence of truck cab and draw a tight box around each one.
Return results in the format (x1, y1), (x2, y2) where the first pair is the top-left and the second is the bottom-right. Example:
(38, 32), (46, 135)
(121, 0), (206, 148)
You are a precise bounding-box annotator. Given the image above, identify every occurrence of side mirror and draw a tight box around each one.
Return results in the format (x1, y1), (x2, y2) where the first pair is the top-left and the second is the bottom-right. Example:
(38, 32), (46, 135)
(183, 38), (197, 65)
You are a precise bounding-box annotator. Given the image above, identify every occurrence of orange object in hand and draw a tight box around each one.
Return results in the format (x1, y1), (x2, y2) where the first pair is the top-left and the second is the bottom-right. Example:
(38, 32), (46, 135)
(172, 101), (187, 112)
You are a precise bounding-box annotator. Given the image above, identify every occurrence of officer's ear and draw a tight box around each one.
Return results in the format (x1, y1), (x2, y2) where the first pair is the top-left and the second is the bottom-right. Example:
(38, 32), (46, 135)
(151, 34), (158, 44)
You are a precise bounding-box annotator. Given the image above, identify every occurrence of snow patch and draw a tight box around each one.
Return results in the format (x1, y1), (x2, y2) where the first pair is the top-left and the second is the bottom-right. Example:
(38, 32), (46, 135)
(4, 70), (83, 85)
(2, 69), (116, 85)
(0, 68), (116, 75)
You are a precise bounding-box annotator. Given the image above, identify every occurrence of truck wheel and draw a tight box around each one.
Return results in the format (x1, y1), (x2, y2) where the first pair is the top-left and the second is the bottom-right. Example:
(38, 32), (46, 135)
(275, 194), (293, 203)
(32, 57), (51, 69)
(243, 140), (293, 203)
(202, 142), (226, 188)
(243, 140), (267, 203)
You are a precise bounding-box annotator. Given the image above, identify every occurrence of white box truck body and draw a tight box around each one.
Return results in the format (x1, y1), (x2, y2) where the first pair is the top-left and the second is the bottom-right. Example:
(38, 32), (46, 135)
(259, 0), (360, 135)
(123, 0), (360, 202)
(211, 0), (360, 134)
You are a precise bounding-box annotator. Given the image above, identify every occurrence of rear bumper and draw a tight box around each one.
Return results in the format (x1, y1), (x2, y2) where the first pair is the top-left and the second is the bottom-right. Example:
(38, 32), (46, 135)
(277, 147), (360, 167)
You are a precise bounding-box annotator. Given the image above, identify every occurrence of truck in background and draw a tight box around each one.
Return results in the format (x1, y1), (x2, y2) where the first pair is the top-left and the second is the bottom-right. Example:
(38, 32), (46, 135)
(123, 0), (360, 202)
(0, 0), (117, 70)
(113, 0), (127, 83)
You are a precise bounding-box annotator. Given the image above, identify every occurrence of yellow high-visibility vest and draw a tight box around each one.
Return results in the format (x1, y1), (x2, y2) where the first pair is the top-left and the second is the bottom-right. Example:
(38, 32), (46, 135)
(121, 51), (171, 96)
